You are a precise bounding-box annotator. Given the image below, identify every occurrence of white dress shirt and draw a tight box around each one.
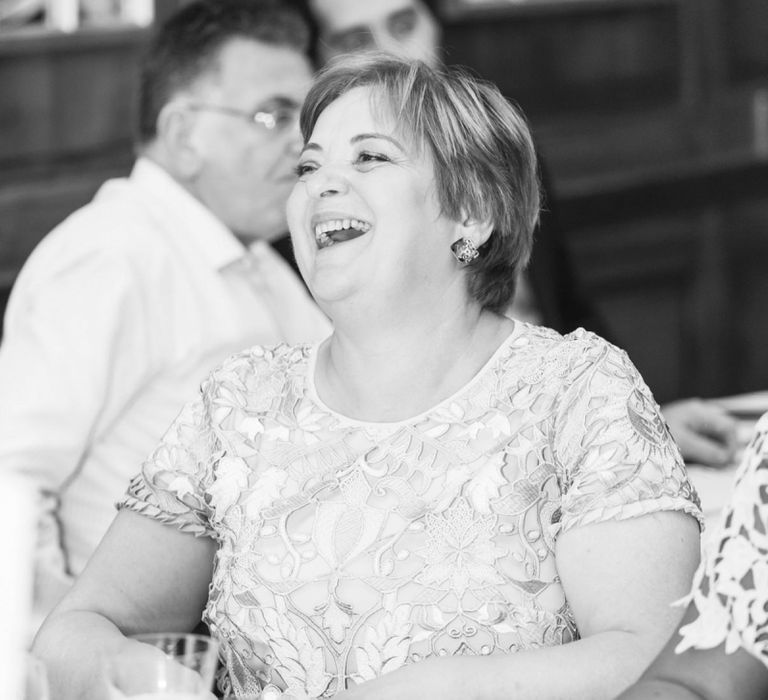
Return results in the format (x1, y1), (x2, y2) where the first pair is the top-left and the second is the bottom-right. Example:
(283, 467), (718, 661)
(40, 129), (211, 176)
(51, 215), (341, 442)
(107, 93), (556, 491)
(0, 158), (330, 615)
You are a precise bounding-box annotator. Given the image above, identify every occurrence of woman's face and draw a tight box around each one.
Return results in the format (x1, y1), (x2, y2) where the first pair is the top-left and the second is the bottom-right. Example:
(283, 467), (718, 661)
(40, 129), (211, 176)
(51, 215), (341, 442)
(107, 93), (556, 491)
(287, 86), (465, 314)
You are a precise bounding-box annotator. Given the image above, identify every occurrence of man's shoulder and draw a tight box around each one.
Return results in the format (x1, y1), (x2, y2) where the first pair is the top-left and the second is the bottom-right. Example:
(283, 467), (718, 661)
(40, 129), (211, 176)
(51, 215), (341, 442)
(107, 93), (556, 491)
(53, 176), (157, 242)
(26, 174), (174, 270)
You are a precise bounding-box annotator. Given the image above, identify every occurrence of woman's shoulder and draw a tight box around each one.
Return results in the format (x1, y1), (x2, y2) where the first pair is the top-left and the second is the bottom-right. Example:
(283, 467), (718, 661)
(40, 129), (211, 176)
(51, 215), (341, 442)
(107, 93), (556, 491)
(202, 342), (315, 396)
(495, 323), (653, 413)
(509, 323), (628, 372)
(513, 322), (611, 348)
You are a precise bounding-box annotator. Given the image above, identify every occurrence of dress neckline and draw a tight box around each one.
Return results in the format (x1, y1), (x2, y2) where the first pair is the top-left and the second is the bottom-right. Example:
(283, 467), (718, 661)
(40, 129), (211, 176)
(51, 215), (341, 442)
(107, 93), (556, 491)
(304, 322), (525, 429)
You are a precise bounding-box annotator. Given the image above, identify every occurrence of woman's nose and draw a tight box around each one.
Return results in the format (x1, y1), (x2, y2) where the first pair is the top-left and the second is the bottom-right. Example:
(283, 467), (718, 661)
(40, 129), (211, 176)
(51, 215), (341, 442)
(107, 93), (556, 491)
(306, 166), (349, 199)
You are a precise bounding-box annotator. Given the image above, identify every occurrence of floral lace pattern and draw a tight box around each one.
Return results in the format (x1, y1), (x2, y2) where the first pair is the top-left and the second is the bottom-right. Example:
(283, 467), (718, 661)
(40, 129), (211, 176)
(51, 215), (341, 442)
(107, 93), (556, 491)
(120, 324), (701, 698)
(676, 412), (768, 666)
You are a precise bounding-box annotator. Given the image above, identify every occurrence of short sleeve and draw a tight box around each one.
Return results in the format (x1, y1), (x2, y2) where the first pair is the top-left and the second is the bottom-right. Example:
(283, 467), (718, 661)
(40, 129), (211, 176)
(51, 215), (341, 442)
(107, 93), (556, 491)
(553, 333), (701, 534)
(674, 413), (768, 665)
(118, 388), (219, 539)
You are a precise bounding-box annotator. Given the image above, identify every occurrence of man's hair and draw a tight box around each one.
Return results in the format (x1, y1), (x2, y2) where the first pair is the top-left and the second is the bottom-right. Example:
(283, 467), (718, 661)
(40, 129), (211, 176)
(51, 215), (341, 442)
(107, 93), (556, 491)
(137, 0), (311, 145)
(300, 52), (540, 313)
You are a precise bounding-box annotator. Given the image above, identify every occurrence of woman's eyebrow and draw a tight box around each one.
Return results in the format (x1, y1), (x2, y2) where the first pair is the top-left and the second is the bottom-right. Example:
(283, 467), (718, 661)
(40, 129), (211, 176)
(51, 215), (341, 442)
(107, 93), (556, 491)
(300, 142), (322, 156)
(351, 132), (405, 150)
(300, 132), (406, 157)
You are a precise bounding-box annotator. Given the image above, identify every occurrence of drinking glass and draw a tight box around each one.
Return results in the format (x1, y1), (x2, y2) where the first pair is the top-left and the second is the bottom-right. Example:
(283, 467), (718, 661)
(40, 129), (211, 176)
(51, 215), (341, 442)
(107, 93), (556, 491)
(103, 633), (219, 699)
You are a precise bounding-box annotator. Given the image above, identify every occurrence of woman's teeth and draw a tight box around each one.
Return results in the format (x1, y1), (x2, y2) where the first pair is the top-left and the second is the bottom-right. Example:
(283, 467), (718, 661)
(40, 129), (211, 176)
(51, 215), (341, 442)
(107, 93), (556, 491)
(314, 218), (372, 248)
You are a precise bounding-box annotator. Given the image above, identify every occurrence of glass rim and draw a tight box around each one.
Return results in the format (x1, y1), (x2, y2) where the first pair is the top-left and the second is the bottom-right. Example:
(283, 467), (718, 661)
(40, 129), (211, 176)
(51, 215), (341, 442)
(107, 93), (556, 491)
(129, 632), (216, 644)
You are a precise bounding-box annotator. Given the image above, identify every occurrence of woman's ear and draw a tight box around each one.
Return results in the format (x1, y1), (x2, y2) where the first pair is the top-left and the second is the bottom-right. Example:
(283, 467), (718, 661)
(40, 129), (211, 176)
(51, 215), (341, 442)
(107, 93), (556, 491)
(155, 101), (202, 179)
(459, 210), (495, 249)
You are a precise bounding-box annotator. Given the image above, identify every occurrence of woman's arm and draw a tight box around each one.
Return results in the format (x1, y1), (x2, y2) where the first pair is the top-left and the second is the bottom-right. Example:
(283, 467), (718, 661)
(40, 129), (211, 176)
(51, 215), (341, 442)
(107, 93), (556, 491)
(32, 509), (216, 700)
(617, 601), (768, 700)
(333, 510), (700, 700)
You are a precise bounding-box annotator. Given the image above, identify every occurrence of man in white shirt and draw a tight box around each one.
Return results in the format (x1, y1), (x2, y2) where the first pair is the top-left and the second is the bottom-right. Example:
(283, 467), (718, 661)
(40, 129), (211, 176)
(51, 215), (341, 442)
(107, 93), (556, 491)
(0, 0), (330, 619)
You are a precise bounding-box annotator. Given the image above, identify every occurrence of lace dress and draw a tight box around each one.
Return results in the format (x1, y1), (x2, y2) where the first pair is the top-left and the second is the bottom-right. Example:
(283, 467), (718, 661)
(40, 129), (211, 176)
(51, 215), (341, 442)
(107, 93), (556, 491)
(675, 411), (768, 665)
(120, 324), (701, 698)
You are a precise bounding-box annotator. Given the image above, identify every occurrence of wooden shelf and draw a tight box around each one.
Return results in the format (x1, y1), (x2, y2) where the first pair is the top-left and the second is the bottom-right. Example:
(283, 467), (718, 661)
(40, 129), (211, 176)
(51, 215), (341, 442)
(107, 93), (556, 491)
(0, 23), (149, 55)
(441, 0), (679, 21)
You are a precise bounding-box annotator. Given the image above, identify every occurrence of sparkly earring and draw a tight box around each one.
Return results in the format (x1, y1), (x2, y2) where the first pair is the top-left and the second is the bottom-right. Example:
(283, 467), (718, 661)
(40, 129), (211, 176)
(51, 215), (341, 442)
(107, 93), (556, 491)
(450, 238), (479, 265)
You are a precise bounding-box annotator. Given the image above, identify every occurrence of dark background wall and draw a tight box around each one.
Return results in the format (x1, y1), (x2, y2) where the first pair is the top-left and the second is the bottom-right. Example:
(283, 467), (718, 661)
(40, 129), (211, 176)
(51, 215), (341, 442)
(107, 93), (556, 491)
(440, 0), (768, 402)
(1, 0), (767, 403)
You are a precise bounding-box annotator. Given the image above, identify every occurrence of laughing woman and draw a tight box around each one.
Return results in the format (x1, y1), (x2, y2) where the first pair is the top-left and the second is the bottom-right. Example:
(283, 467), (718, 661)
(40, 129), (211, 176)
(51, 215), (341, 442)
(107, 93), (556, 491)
(34, 54), (702, 700)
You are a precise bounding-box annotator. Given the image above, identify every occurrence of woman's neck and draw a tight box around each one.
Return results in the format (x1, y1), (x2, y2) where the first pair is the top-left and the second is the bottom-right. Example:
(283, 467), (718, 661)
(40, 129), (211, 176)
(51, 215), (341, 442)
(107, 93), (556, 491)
(315, 308), (516, 423)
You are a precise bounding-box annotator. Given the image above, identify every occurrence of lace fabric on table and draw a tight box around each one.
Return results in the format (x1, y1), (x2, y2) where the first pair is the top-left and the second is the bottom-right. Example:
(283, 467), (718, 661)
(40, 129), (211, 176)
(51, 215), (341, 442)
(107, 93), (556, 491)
(676, 412), (768, 666)
(121, 324), (701, 699)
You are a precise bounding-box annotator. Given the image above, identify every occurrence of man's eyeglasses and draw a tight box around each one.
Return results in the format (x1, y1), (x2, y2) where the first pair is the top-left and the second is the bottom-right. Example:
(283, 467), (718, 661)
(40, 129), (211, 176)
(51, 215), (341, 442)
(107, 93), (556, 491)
(187, 103), (299, 132)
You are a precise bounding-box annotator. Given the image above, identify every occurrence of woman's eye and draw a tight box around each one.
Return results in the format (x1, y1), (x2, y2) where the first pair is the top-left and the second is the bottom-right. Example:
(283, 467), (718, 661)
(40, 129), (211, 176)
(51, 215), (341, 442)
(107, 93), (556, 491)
(294, 162), (317, 178)
(355, 152), (390, 168)
(388, 9), (418, 40)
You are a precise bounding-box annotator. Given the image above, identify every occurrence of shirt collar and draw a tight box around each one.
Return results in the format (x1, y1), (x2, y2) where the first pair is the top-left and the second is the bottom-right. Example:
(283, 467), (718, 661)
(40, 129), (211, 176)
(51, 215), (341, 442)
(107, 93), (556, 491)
(220, 238), (283, 277)
(130, 157), (248, 271)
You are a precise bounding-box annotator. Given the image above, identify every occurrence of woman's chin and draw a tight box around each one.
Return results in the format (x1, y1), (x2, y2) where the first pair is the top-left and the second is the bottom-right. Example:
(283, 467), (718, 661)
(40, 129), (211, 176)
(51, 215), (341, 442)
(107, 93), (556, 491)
(307, 276), (359, 312)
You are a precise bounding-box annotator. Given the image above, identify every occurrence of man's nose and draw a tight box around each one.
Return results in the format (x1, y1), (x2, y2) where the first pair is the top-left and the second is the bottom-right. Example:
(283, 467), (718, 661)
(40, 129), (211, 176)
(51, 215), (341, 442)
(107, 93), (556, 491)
(373, 28), (406, 56)
(285, 117), (303, 158)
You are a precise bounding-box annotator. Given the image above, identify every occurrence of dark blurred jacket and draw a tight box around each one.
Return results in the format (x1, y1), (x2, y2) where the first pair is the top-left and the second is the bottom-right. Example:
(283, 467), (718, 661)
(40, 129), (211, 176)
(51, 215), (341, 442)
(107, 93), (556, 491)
(530, 158), (611, 339)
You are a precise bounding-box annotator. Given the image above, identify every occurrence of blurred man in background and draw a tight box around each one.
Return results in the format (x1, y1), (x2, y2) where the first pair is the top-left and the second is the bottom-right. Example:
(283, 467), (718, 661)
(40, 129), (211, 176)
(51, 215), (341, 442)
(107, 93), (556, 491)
(0, 0), (329, 622)
(302, 0), (738, 468)
(309, 0), (440, 64)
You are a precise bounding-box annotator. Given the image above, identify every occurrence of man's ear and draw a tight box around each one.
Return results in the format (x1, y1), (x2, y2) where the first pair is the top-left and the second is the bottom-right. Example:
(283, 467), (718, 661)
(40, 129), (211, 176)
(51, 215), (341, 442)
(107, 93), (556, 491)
(155, 101), (202, 179)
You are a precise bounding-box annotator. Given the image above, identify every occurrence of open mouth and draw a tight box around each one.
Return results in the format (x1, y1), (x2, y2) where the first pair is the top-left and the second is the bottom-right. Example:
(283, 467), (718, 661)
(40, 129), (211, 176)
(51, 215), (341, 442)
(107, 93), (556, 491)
(314, 218), (371, 249)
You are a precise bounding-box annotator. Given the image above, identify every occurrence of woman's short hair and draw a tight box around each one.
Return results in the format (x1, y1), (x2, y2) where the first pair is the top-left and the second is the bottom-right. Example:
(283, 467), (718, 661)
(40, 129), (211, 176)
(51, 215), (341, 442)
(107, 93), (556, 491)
(300, 52), (540, 312)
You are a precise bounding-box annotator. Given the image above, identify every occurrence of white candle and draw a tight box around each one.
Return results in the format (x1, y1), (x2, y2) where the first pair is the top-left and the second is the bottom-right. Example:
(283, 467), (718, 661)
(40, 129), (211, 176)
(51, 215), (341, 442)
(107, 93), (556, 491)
(0, 473), (38, 700)
(45, 0), (80, 32)
(120, 0), (154, 26)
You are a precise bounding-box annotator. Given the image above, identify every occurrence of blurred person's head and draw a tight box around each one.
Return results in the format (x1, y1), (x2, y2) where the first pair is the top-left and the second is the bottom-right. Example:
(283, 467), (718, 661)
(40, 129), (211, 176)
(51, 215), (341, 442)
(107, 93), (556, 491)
(137, 0), (313, 243)
(288, 53), (539, 313)
(308, 0), (441, 66)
